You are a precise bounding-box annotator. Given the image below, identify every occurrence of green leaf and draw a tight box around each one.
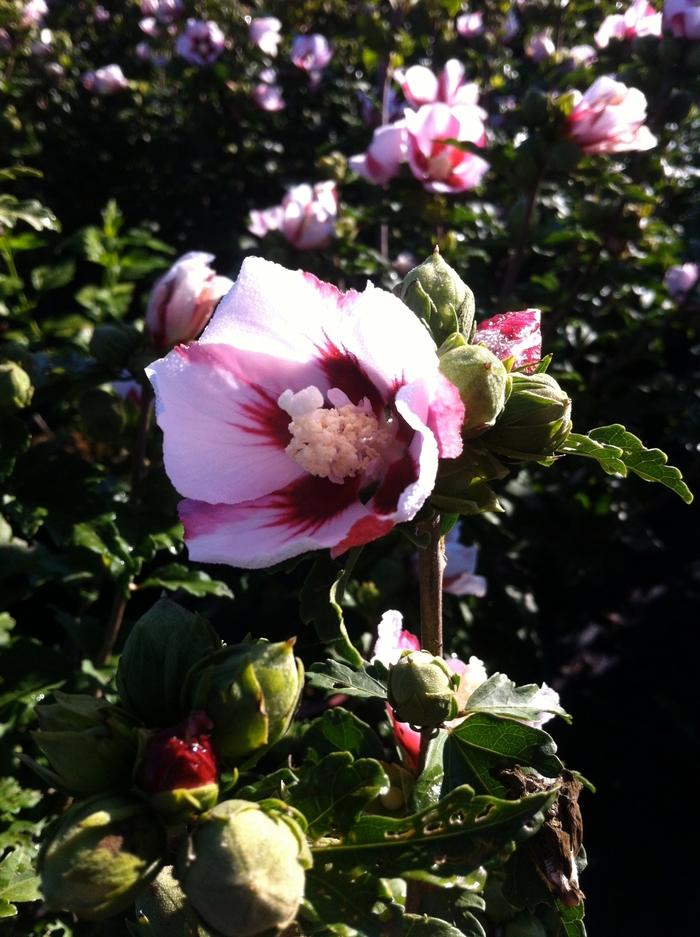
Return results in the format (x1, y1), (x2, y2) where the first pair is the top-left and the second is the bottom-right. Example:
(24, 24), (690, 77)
(466, 675), (571, 724)
(402, 915), (468, 936)
(138, 563), (233, 598)
(307, 660), (388, 700)
(444, 714), (563, 797)
(290, 752), (388, 837)
(563, 425), (693, 504)
(0, 849), (41, 917)
(304, 868), (395, 936)
(71, 513), (138, 578)
(412, 730), (447, 811)
(555, 900), (586, 937)
(0, 195), (60, 232)
(313, 784), (557, 878)
(0, 612), (16, 648)
(30, 260), (76, 292)
(0, 778), (41, 823)
(300, 556), (363, 666)
(303, 707), (385, 761)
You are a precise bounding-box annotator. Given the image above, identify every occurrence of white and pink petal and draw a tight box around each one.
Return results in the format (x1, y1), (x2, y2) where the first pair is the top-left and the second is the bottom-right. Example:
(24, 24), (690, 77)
(475, 309), (541, 371)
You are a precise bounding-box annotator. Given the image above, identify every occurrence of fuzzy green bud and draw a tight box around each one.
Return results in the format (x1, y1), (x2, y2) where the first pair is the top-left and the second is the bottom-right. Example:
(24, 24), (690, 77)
(482, 372), (572, 461)
(439, 344), (508, 437)
(135, 866), (204, 937)
(0, 361), (33, 413)
(32, 692), (137, 795)
(39, 795), (165, 921)
(184, 639), (303, 767)
(395, 248), (476, 345)
(387, 650), (460, 728)
(180, 799), (312, 937)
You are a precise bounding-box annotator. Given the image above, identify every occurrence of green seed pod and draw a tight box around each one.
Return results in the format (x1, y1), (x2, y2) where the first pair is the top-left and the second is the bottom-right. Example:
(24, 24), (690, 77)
(481, 371), (572, 461)
(135, 865), (208, 937)
(179, 799), (311, 937)
(395, 248), (476, 345)
(32, 692), (137, 795)
(0, 361), (33, 413)
(39, 795), (165, 922)
(184, 639), (304, 767)
(439, 344), (509, 437)
(387, 650), (461, 728)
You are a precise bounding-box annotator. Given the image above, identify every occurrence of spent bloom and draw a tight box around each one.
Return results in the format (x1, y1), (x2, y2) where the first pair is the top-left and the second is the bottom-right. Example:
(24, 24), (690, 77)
(249, 16), (282, 57)
(176, 19), (225, 66)
(663, 0), (700, 37)
(82, 65), (129, 94)
(252, 68), (285, 112)
(145, 252), (233, 349)
(595, 0), (662, 47)
(146, 258), (465, 568)
(456, 11), (484, 37)
(394, 59), (482, 110)
(290, 33), (333, 83)
(249, 182), (338, 250)
(566, 76), (657, 154)
(664, 262), (699, 300)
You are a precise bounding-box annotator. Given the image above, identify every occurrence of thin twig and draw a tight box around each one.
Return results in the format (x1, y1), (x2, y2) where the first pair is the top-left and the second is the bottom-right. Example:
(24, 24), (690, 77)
(416, 513), (445, 656)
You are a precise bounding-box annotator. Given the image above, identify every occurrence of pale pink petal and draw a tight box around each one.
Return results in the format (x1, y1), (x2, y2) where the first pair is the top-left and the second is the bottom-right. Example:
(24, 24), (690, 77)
(349, 123), (407, 185)
(475, 309), (541, 370)
(147, 342), (329, 503)
(426, 372), (464, 459)
(396, 65), (439, 107)
(437, 59), (465, 104)
(372, 610), (420, 666)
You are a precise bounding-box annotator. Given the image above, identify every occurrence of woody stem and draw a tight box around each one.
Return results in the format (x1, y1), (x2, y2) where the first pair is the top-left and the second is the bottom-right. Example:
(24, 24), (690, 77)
(417, 512), (444, 657)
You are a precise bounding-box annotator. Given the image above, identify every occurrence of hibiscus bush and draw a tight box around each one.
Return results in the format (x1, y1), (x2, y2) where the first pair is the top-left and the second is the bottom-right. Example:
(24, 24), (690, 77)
(1, 1), (698, 936)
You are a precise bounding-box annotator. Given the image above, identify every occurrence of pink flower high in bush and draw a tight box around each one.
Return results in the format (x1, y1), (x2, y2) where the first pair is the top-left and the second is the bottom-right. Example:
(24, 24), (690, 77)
(664, 262), (699, 300)
(663, 0), (700, 38)
(145, 252), (233, 349)
(348, 124), (408, 185)
(566, 76), (657, 154)
(140, 0), (183, 23)
(291, 33), (333, 83)
(249, 182), (338, 250)
(394, 59), (481, 110)
(249, 16), (282, 57)
(252, 69), (285, 111)
(404, 103), (489, 193)
(146, 258), (465, 568)
(82, 65), (129, 94)
(456, 11), (484, 37)
(176, 19), (225, 66)
(20, 0), (47, 28)
(595, 0), (662, 47)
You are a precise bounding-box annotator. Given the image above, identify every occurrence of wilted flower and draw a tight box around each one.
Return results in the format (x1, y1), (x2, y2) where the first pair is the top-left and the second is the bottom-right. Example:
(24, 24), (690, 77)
(526, 31), (556, 61)
(249, 181), (338, 249)
(145, 252), (233, 350)
(595, 0), (662, 47)
(146, 257), (465, 568)
(290, 33), (332, 83)
(20, 0), (48, 28)
(443, 524), (487, 597)
(663, 0), (700, 37)
(180, 799), (311, 937)
(566, 76), (657, 154)
(82, 64), (129, 94)
(404, 102), (489, 193)
(665, 262), (699, 300)
(249, 16), (282, 56)
(349, 123), (407, 185)
(252, 67), (285, 111)
(394, 59), (482, 110)
(456, 11), (484, 37)
(176, 19), (225, 66)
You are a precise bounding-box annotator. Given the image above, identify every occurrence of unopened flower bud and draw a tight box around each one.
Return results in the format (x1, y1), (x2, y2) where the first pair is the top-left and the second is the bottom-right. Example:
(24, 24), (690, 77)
(439, 344), (508, 437)
(184, 639), (303, 766)
(39, 795), (165, 921)
(32, 692), (137, 795)
(387, 650), (461, 728)
(395, 249), (476, 345)
(482, 372), (572, 460)
(180, 799), (311, 937)
(145, 252), (232, 349)
(0, 361), (33, 413)
(137, 711), (219, 824)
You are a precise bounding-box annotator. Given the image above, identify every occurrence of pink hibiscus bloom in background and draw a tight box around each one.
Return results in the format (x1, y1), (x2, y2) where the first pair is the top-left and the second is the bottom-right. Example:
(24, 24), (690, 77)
(291, 33), (333, 85)
(404, 103), (489, 194)
(394, 59), (482, 110)
(348, 123), (408, 185)
(176, 19), (225, 66)
(443, 524), (487, 597)
(664, 262), (699, 300)
(526, 31), (556, 61)
(147, 258), (465, 569)
(663, 0), (700, 37)
(82, 64), (129, 94)
(252, 68), (285, 111)
(566, 76), (657, 154)
(140, 0), (183, 23)
(249, 182), (338, 250)
(456, 11), (484, 37)
(249, 16), (282, 57)
(145, 252), (233, 349)
(20, 0), (47, 28)
(595, 0), (661, 47)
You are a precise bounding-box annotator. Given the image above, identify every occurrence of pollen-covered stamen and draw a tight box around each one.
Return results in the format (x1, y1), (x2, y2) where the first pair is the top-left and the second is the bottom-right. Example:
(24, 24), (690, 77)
(278, 385), (395, 484)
